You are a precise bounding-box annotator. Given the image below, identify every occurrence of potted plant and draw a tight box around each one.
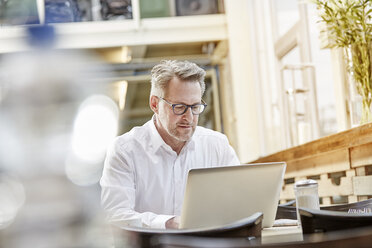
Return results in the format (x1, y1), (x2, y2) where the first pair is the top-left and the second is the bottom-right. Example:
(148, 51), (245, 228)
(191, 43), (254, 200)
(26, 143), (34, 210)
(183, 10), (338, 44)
(314, 0), (372, 124)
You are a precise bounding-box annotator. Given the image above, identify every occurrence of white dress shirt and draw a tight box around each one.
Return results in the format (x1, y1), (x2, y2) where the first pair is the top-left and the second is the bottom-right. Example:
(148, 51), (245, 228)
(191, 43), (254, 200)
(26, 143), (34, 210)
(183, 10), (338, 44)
(100, 117), (240, 229)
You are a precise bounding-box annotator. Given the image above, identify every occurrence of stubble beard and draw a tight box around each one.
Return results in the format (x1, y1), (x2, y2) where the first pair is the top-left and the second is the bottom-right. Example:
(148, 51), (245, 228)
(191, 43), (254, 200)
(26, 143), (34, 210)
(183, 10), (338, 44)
(169, 124), (196, 142)
(156, 112), (196, 143)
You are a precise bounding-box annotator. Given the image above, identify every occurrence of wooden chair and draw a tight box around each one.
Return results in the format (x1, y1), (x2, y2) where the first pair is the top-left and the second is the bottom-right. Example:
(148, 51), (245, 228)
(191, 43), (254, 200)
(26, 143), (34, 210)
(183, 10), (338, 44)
(299, 207), (372, 234)
(112, 212), (263, 248)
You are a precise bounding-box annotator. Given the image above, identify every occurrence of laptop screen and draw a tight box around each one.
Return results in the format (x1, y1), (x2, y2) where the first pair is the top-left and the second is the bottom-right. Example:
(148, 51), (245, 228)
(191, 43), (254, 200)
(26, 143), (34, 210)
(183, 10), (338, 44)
(179, 162), (286, 229)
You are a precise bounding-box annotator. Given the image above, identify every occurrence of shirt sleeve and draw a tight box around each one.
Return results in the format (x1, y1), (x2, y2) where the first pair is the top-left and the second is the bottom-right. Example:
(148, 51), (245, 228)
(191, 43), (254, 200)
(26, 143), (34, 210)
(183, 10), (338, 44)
(220, 134), (240, 166)
(100, 138), (174, 229)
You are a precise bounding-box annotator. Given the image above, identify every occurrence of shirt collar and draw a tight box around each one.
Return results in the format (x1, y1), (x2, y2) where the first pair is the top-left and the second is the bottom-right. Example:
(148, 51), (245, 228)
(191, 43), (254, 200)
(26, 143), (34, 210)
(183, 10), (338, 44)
(148, 115), (167, 152)
(148, 115), (196, 153)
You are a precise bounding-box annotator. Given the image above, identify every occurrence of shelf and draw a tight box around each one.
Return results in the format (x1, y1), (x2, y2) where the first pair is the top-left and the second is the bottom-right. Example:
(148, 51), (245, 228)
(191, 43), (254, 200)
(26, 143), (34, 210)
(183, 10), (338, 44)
(0, 14), (227, 53)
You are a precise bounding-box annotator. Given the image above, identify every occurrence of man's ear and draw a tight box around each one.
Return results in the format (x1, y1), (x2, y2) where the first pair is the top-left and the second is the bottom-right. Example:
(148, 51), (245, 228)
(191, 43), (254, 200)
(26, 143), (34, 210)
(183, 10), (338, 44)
(150, 95), (159, 114)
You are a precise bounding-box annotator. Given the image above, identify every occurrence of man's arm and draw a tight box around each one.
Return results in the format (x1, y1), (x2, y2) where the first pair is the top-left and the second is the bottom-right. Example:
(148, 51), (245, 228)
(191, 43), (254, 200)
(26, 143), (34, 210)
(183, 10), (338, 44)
(100, 139), (174, 229)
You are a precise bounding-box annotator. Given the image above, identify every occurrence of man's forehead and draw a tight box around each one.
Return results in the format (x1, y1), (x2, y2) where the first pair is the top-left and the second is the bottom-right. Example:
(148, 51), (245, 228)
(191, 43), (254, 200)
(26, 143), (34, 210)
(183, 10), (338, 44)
(165, 78), (201, 99)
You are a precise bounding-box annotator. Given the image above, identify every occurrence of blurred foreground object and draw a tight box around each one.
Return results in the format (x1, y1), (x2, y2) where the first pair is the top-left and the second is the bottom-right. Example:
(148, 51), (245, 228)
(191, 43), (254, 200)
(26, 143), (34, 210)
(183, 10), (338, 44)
(0, 25), (118, 247)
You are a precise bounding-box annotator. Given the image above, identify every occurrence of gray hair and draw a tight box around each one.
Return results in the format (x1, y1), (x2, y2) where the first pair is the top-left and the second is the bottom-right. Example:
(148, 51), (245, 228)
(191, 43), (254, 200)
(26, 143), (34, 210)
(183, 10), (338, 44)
(150, 60), (206, 98)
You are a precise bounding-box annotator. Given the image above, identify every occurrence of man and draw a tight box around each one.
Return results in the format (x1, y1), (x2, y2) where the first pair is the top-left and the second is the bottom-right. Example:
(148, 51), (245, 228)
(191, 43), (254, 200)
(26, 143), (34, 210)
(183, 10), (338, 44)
(100, 60), (240, 229)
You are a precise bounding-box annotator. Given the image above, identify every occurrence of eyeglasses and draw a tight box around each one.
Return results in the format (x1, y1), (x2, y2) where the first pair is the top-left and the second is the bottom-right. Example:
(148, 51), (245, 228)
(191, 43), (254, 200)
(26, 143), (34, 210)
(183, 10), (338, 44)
(159, 97), (207, 115)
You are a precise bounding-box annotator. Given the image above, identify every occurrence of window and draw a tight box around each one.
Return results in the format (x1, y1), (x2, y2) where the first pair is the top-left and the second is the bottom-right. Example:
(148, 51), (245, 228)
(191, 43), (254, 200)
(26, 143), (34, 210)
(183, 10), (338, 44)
(250, 0), (338, 153)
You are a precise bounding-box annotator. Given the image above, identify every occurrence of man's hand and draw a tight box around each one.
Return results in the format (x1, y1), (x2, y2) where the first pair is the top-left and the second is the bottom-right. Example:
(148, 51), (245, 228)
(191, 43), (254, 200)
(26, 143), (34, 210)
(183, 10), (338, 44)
(165, 216), (180, 229)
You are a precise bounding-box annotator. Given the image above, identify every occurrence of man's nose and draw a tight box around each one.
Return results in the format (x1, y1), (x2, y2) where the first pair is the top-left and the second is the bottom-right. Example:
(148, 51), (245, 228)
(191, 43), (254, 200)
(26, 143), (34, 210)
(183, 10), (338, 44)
(182, 106), (193, 121)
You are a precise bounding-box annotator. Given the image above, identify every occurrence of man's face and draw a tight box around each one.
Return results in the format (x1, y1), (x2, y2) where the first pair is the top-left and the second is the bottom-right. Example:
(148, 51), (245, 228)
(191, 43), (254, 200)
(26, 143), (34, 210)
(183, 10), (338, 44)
(156, 77), (202, 143)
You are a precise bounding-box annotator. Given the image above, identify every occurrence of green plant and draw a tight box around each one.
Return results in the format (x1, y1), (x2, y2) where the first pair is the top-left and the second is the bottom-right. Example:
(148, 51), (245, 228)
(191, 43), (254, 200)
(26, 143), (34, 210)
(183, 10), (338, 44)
(314, 0), (372, 123)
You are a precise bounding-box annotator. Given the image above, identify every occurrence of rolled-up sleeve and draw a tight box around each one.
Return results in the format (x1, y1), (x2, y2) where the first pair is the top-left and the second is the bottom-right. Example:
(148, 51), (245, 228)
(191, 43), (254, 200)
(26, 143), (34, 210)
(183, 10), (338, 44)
(100, 139), (174, 229)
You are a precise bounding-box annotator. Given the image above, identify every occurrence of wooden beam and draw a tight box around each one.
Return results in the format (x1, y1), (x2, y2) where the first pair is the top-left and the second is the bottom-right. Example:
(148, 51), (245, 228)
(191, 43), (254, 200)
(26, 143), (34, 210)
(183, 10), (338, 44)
(252, 122), (372, 163)
(284, 149), (350, 178)
(350, 142), (372, 168)
(211, 40), (228, 64)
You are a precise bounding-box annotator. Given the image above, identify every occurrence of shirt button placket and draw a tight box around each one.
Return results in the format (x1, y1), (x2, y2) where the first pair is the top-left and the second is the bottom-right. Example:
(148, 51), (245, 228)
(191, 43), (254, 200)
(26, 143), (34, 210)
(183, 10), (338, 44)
(173, 156), (182, 215)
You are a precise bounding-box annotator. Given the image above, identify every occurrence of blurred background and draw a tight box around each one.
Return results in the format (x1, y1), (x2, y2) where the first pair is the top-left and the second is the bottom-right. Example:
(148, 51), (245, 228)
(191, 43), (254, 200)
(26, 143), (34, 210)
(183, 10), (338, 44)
(0, 0), (357, 247)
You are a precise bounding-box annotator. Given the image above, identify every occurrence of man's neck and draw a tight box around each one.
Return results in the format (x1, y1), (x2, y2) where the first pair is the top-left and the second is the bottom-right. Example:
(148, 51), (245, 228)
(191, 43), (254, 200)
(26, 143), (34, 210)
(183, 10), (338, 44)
(153, 117), (185, 155)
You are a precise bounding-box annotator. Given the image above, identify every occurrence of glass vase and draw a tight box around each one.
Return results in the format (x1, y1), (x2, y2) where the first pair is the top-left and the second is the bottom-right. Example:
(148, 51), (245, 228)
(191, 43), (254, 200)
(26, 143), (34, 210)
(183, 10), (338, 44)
(345, 43), (372, 126)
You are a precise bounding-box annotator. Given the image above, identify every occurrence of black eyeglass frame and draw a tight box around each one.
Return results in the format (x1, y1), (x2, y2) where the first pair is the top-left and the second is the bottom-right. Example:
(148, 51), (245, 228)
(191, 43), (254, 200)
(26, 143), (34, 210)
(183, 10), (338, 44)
(159, 97), (207, 115)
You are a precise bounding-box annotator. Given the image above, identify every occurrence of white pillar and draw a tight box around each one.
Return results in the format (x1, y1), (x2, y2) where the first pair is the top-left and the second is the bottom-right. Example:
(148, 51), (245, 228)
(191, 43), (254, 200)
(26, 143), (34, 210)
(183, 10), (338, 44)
(224, 0), (261, 162)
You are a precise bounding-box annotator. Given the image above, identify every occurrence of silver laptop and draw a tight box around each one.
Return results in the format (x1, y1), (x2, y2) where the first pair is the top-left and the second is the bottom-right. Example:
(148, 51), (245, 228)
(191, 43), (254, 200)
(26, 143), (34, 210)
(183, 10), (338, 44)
(179, 162), (286, 229)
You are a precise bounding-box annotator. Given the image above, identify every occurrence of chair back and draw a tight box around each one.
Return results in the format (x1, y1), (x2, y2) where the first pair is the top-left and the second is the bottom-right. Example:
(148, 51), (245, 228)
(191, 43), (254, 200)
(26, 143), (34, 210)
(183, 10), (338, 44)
(276, 198), (372, 221)
(157, 225), (372, 248)
(321, 198), (372, 212)
(276, 200), (297, 220)
(299, 207), (372, 234)
(112, 212), (263, 248)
